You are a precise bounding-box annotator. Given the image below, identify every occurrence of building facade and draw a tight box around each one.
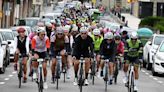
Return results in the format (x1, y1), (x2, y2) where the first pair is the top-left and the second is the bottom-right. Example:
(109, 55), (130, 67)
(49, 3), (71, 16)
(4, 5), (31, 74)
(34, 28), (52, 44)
(132, 0), (164, 18)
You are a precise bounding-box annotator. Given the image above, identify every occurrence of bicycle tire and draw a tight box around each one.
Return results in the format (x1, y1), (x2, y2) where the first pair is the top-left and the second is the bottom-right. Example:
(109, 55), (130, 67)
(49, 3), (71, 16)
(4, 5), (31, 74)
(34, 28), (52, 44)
(130, 72), (134, 92)
(79, 63), (84, 92)
(39, 68), (43, 92)
(105, 66), (108, 91)
(18, 63), (22, 88)
(91, 61), (96, 85)
(114, 62), (119, 84)
(56, 79), (59, 89)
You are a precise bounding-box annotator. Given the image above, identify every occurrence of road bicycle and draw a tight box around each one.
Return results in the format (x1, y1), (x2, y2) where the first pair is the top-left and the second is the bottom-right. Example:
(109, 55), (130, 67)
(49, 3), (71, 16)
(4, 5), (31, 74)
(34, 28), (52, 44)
(17, 54), (24, 88)
(90, 54), (97, 85)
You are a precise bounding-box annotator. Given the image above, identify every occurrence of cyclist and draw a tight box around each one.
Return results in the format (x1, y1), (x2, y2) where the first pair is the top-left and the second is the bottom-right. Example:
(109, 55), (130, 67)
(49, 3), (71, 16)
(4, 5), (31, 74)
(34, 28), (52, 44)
(90, 28), (103, 76)
(14, 27), (30, 83)
(45, 22), (53, 39)
(50, 26), (69, 83)
(123, 31), (143, 91)
(31, 27), (50, 89)
(121, 30), (129, 44)
(72, 27), (94, 86)
(100, 32), (117, 85)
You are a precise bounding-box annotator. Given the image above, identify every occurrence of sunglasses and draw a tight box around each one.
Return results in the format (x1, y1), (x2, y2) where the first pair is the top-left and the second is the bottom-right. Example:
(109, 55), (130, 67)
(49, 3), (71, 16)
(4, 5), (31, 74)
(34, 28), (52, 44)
(131, 38), (137, 41)
(57, 33), (63, 35)
(81, 33), (87, 35)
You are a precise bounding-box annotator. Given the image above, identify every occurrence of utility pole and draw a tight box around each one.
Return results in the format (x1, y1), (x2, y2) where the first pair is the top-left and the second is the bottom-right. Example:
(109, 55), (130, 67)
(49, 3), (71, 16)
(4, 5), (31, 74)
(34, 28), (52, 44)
(0, 0), (3, 28)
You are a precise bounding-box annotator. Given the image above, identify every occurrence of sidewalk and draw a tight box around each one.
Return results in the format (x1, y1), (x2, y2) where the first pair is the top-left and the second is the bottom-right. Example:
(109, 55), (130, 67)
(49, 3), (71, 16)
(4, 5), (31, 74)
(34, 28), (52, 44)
(121, 13), (141, 30)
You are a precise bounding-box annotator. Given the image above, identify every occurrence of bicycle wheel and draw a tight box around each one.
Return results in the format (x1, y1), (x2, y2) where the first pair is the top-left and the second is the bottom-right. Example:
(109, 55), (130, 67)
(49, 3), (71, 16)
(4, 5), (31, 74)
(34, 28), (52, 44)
(39, 68), (43, 92)
(79, 64), (83, 92)
(56, 62), (60, 89)
(114, 63), (119, 84)
(91, 61), (96, 85)
(104, 66), (108, 92)
(56, 79), (59, 89)
(128, 72), (134, 92)
(18, 64), (22, 88)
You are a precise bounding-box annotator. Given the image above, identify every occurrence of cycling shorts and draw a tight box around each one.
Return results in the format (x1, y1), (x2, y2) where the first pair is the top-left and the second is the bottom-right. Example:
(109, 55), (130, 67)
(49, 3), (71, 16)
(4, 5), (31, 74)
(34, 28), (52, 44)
(35, 51), (47, 59)
(74, 51), (90, 60)
(51, 50), (64, 58)
(124, 56), (139, 65)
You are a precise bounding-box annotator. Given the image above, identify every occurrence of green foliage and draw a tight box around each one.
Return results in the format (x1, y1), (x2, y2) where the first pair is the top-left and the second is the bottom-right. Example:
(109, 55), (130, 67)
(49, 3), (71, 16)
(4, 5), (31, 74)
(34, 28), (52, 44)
(139, 16), (164, 32)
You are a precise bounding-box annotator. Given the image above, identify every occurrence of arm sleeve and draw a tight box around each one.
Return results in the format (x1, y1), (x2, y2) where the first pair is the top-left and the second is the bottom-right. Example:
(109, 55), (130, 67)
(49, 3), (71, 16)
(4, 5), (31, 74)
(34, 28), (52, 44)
(111, 43), (117, 62)
(26, 37), (30, 54)
(99, 40), (104, 55)
(31, 38), (36, 50)
(89, 38), (94, 57)
(46, 38), (50, 49)
(14, 37), (18, 53)
(124, 41), (129, 60)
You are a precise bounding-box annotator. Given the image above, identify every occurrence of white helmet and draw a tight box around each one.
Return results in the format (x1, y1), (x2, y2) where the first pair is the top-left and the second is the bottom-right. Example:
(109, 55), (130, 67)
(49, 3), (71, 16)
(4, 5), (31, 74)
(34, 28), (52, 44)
(50, 20), (56, 24)
(104, 32), (114, 39)
(56, 26), (63, 33)
(37, 27), (46, 33)
(93, 28), (100, 35)
(72, 25), (78, 31)
(45, 22), (52, 27)
(63, 25), (71, 32)
(130, 31), (138, 39)
(80, 27), (88, 33)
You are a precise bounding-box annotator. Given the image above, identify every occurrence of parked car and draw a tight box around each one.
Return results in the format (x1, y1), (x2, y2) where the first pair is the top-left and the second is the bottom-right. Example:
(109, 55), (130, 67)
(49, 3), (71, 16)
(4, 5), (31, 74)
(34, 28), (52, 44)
(152, 40), (164, 76)
(42, 13), (58, 20)
(11, 26), (32, 36)
(143, 34), (164, 70)
(17, 17), (40, 27)
(0, 29), (11, 73)
(0, 29), (15, 60)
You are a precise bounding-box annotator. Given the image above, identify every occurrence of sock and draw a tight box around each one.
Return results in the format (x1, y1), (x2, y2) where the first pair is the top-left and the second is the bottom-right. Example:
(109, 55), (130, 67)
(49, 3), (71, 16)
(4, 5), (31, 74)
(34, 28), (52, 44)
(75, 71), (78, 78)
(85, 73), (88, 79)
(44, 78), (46, 82)
(124, 72), (127, 78)
(110, 75), (113, 80)
(134, 79), (138, 86)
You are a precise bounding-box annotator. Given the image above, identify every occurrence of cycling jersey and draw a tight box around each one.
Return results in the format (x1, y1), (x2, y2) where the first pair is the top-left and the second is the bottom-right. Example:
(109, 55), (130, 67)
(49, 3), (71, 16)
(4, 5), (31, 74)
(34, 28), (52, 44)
(72, 35), (94, 59)
(31, 35), (50, 53)
(116, 41), (124, 55)
(100, 39), (117, 62)
(90, 34), (103, 51)
(14, 36), (30, 54)
(124, 39), (143, 58)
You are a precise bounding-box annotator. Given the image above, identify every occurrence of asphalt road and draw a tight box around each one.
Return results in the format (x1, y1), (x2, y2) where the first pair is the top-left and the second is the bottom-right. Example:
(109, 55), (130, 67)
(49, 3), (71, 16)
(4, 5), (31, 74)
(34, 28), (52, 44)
(0, 62), (164, 92)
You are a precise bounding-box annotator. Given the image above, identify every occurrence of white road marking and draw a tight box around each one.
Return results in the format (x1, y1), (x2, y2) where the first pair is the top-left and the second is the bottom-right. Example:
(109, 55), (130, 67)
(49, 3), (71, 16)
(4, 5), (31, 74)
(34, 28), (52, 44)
(0, 82), (5, 85)
(9, 75), (13, 77)
(141, 70), (145, 73)
(4, 78), (9, 81)
(158, 81), (163, 84)
(153, 78), (158, 81)
(149, 75), (153, 78)
(145, 72), (149, 75)
(12, 71), (17, 74)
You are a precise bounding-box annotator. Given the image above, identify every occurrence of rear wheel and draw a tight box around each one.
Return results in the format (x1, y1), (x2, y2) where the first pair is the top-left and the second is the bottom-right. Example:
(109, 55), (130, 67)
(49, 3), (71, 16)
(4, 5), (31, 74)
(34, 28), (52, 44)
(0, 65), (6, 74)
(147, 55), (152, 70)
(152, 64), (158, 76)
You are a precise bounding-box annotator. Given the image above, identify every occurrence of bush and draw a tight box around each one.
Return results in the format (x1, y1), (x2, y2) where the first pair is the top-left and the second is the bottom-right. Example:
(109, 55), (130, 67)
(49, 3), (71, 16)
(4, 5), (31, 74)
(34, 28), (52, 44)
(139, 16), (164, 32)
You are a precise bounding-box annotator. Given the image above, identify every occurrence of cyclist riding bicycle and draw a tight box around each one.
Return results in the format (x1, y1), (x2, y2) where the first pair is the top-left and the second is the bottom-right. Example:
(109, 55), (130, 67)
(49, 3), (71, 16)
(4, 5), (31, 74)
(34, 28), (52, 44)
(50, 26), (69, 82)
(90, 28), (103, 76)
(100, 32), (117, 85)
(72, 26), (94, 86)
(31, 27), (50, 89)
(123, 31), (143, 91)
(114, 34), (124, 56)
(14, 27), (30, 83)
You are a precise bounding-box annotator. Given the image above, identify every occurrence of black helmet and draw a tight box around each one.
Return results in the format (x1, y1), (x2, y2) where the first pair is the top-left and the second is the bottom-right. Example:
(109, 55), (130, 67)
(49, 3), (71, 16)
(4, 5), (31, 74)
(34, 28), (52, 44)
(115, 34), (121, 40)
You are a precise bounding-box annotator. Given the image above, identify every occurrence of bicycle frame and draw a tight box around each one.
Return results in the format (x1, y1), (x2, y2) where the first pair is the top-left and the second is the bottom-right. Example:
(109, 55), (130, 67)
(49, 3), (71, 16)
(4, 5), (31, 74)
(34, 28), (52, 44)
(56, 55), (62, 90)
(18, 55), (23, 88)
(37, 58), (44, 92)
(78, 57), (85, 92)
(127, 62), (135, 92)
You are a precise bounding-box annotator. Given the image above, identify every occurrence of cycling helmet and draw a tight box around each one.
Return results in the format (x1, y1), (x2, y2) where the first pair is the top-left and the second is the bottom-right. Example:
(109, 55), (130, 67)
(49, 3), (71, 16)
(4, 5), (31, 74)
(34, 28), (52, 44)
(50, 20), (56, 24)
(130, 31), (138, 39)
(37, 27), (46, 33)
(93, 28), (100, 35)
(56, 27), (63, 33)
(63, 25), (71, 32)
(80, 27), (88, 33)
(17, 27), (26, 33)
(122, 30), (128, 35)
(45, 22), (52, 27)
(104, 32), (114, 39)
(72, 25), (78, 31)
(114, 34), (121, 40)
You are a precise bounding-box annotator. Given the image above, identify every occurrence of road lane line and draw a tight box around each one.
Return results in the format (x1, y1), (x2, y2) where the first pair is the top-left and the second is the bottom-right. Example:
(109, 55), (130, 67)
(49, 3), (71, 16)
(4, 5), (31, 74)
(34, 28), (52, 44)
(141, 70), (145, 73)
(145, 72), (149, 75)
(0, 82), (5, 85)
(149, 75), (153, 78)
(4, 78), (9, 81)
(153, 78), (158, 81)
(9, 75), (13, 77)
(158, 81), (163, 84)
(12, 71), (17, 74)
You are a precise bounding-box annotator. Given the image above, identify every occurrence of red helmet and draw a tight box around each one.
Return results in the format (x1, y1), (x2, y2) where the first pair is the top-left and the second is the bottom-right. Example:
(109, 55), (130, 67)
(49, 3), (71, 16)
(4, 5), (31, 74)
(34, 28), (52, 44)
(17, 27), (25, 33)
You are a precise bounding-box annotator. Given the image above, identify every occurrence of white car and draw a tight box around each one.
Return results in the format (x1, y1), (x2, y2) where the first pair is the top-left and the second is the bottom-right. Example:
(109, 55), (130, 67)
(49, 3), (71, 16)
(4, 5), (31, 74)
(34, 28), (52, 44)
(42, 13), (58, 20)
(18, 17), (40, 27)
(143, 34), (164, 70)
(0, 43), (5, 74)
(152, 40), (164, 76)
(0, 29), (15, 60)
